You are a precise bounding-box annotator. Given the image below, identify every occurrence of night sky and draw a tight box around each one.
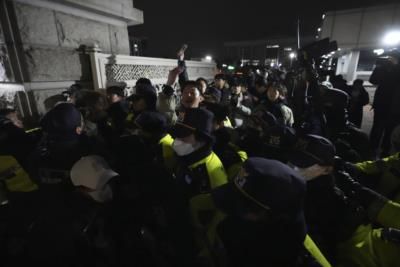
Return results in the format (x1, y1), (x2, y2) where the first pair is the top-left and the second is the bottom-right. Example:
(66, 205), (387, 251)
(130, 0), (398, 60)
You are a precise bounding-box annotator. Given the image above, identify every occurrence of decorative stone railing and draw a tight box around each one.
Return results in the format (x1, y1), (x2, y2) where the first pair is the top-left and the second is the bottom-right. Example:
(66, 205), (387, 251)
(88, 47), (217, 92)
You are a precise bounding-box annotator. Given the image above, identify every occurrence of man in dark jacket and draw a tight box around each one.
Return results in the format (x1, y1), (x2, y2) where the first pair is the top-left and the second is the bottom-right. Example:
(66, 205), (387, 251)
(213, 74), (230, 105)
(348, 79), (369, 128)
(369, 51), (400, 157)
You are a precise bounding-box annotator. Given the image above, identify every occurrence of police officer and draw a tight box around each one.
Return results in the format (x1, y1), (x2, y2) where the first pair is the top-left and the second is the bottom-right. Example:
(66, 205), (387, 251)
(335, 170), (400, 230)
(212, 157), (329, 267)
(171, 108), (228, 263)
(205, 102), (248, 180)
(350, 152), (400, 203)
(288, 134), (400, 267)
(28, 103), (90, 200)
(0, 108), (37, 169)
(135, 111), (176, 173)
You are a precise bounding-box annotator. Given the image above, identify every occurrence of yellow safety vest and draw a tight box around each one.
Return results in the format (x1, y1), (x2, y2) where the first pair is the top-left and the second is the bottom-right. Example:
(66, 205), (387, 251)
(356, 153), (400, 202)
(158, 134), (177, 172)
(0, 156), (38, 192)
(187, 152), (228, 258)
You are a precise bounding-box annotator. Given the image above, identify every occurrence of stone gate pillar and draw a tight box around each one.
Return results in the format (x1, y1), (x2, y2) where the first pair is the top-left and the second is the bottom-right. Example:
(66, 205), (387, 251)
(0, 0), (143, 118)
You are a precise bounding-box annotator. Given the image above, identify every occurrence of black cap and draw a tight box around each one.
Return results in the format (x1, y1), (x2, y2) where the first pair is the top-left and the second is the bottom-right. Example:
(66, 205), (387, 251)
(204, 102), (229, 123)
(135, 111), (167, 134)
(41, 103), (82, 140)
(129, 84), (157, 110)
(212, 158), (306, 235)
(288, 135), (336, 168)
(204, 87), (222, 102)
(106, 86), (125, 97)
(172, 108), (214, 142)
(136, 78), (152, 86)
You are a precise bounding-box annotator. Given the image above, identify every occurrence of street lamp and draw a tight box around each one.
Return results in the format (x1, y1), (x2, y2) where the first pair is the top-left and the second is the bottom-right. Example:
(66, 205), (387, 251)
(383, 31), (400, 46)
(289, 52), (296, 67)
(205, 55), (213, 61)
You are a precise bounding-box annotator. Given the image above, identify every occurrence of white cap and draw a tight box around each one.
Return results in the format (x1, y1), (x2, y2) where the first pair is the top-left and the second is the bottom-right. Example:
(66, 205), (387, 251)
(70, 155), (118, 190)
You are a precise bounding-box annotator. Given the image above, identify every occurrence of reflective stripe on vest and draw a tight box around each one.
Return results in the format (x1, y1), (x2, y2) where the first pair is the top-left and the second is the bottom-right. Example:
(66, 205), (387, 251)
(304, 234), (332, 267)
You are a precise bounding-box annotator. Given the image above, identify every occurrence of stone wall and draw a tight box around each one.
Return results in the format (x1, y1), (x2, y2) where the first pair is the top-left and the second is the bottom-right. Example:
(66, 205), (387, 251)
(13, 1), (134, 115)
(16, 2), (131, 81)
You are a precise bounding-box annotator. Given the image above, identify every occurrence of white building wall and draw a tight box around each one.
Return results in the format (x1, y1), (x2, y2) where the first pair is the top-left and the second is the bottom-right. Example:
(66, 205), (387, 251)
(321, 4), (400, 83)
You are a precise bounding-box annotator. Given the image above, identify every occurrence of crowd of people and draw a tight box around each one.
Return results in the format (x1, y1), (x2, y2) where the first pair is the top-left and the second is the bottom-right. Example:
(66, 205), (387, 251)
(1, 46), (400, 267)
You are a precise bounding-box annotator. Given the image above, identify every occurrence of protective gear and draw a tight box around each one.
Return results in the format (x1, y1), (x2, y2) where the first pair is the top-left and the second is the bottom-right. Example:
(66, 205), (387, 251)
(303, 235), (332, 267)
(159, 134), (176, 172)
(355, 152), (400, 202)
(176, 147), (228, 263)
(337, 224), (400, 267)
(0, 155), (38, 192)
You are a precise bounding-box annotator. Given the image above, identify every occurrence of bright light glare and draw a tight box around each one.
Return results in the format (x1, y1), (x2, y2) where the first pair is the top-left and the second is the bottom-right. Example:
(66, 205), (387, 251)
(205, 55), (213, 61)
(383, 31), (400, 46)
(289, 52), (296, 59)
(373, 49), (385, 55)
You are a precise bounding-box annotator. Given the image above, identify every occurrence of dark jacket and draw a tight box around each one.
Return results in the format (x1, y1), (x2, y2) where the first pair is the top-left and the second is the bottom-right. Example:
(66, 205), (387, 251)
(370, 63), (400, 115)
(107, 100), (129, 136)
(218, 216), (305, 267)
(27, 136), (91, 201)
(254, 98), (294, 127)
(0, 116), (37, 169)
(25, 191), (114, 267)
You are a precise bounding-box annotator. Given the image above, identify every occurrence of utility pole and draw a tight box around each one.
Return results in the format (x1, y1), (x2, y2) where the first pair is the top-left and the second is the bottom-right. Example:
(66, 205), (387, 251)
(297, 18), (301, 49)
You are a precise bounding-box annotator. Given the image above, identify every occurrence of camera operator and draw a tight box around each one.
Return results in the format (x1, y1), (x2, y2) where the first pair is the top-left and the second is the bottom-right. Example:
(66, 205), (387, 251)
(369, 50), (400, 158)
